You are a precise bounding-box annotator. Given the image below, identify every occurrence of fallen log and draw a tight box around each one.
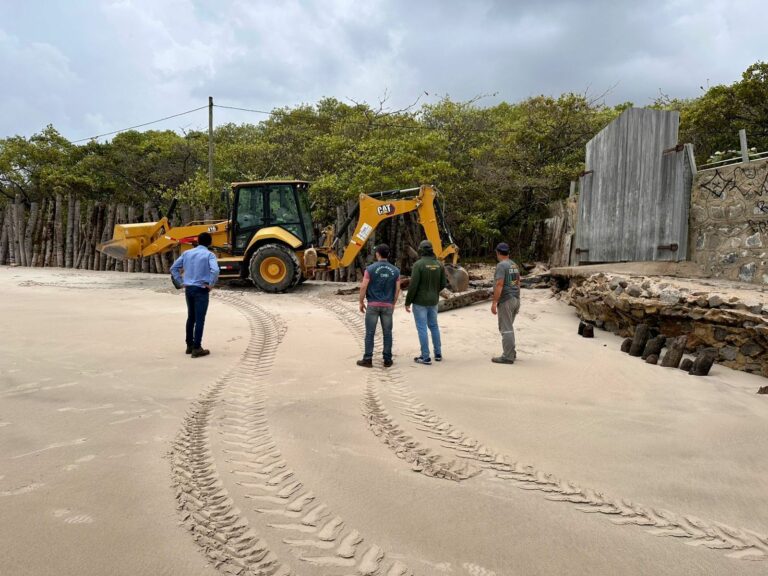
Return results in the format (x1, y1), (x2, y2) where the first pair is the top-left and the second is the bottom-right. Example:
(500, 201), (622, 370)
(679, 358), (694, 372)
(620, 338), (632, 353)
(438, 288), (493, 313)
(335, 286), (359, 296)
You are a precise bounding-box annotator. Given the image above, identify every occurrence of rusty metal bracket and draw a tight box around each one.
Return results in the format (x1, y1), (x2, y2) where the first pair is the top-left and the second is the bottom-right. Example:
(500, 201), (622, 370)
(575, 248), (589, 255)
(657, 243), (679, 252)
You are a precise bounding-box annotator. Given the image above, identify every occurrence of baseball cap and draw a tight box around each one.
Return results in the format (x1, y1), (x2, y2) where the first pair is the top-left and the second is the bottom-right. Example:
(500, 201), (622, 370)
(495, 242), (510, 253)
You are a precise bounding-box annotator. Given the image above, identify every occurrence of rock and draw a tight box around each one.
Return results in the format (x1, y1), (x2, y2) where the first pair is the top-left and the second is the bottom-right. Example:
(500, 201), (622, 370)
(748, 304), (763, 315)
(578, 321), (586, 335)
(722, 252), (738, 265)
(609, 278), (621, 290)
(659, 289), (682, 305)
(689, 348), (717, 376)
(613, 285), (624, 296)
(738, 262), (757, 283)
(758, 386), (768, 394)
(626, 284), (643, 297)
(620, 338), (632, 353)
(720, 346), (738, 361)
(708, 294), (724, 308)
(646, 354), (658, 365)
(680, 358), (694, 371)
(746, 232), (763, 248)
(740, 340), (763, 357)
(695, 296), (709, 307)
(582, 324), (594, 338)
(714, 327), (728, 341)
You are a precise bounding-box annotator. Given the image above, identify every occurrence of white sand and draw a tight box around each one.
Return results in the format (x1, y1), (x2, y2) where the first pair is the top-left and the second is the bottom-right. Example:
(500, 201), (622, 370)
(1, 267), (767, 575)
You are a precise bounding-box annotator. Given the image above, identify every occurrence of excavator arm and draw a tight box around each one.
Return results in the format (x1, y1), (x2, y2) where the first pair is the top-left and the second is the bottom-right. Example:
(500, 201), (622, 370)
(320, 184), (468, 291)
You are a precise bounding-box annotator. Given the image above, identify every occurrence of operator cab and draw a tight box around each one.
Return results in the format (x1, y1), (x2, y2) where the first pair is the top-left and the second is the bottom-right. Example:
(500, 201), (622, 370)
(230, 180), (314, 255)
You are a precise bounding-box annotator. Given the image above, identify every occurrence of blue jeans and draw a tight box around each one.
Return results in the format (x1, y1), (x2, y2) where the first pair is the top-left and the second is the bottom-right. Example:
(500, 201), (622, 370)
(185, 286), (210, 348)
(412, 304), (441, 360)
(364, 306), (394, 361)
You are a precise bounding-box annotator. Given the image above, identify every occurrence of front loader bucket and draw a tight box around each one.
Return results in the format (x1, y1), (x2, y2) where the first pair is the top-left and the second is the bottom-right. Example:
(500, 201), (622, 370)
(444, 264), (470, 293)
(97, 237), (143, 260)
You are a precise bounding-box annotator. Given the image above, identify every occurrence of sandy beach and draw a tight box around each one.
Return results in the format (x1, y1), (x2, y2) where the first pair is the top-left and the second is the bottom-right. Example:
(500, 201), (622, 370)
(1, 266), (767, 575)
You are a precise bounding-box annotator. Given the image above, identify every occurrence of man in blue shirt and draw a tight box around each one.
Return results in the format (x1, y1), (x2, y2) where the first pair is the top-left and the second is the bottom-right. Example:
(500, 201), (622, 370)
(357, 244), (401, 368)
(170, 232), (220, 358)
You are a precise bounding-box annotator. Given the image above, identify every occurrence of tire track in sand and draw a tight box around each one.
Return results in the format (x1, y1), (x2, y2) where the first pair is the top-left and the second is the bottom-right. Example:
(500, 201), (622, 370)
(315, 297), (480, 482)
(171, 291), (413, 576)
(318, 297), (768, 562)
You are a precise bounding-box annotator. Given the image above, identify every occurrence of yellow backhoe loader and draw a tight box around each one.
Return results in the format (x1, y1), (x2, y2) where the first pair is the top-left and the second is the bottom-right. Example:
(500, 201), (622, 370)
(97, 181), (469, 293)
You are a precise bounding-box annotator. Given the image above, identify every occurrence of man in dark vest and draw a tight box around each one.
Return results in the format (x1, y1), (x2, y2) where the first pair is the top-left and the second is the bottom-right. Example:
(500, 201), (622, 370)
(357, 244), (401, 368)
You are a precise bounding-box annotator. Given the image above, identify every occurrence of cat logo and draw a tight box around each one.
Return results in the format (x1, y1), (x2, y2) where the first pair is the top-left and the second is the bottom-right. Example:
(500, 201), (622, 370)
(376, 204), (396, 216)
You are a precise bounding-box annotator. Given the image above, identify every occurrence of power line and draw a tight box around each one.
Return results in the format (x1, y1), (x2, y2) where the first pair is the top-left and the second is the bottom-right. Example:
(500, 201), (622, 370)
(71, 105), (209, 143)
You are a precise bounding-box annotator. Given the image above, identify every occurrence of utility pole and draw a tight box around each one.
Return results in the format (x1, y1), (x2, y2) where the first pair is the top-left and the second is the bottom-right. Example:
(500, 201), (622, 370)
(208, 96), (214, 188)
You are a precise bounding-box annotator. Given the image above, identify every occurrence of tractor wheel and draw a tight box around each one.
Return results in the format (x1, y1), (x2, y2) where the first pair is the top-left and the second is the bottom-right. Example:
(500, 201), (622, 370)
(249, 243), (301, 293)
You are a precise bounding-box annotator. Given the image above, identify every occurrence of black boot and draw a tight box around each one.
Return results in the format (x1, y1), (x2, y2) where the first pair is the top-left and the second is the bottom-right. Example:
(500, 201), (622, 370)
(186, 344), (194, 354)
(191, 347), (210, 358)
(356, 358), (373, 368)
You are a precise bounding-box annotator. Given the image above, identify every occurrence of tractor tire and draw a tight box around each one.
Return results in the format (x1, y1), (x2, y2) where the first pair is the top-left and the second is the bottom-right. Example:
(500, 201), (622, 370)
(249, 243), (301, 293)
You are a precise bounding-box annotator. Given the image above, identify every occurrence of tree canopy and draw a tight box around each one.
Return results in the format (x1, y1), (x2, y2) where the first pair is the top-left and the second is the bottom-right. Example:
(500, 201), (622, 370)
(2, 61), (766, 258)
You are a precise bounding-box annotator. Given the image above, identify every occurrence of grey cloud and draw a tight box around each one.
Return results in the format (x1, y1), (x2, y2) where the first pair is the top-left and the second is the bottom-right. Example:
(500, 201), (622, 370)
(0, 0), (766, 140)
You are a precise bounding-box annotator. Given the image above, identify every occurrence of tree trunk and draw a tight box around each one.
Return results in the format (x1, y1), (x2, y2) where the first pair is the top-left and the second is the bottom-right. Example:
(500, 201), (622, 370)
(14, 195), (28, 266)
(43, 198), (56, 267)
(99, 203), (117, 271)
(24, 201), (39, 266)
(30, 201), (46, 266)
(438, 288), (493, 312)
(65, 193), (75, 268)
(72, 199), (81, 267)
(0, 204), (9, 265)
(141, 203), (151, 273)
(55, 193), (64, 267)
(127, 205), (136, 273)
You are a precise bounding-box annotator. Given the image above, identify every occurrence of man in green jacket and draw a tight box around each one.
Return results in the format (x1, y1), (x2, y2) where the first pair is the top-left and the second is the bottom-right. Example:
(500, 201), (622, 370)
(405, 240), (447, 365)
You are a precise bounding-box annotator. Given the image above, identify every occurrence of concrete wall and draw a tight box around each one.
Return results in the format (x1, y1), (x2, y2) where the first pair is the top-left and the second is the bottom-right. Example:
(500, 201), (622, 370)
(689, 158), (768, 283)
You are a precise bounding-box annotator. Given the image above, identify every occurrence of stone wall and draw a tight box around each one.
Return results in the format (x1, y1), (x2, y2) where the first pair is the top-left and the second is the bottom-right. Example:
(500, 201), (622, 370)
(562, 272), (768, 377)
(689, 158), (768, 283)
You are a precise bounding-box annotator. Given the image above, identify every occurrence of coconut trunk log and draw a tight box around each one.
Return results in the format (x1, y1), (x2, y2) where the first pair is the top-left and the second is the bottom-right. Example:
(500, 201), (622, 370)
(437, 288), (493, 313)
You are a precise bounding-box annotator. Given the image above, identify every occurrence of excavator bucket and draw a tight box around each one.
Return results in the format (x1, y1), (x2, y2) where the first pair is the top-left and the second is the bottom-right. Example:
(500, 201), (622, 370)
(444, 264), (470, 293)
(97, 236), (143, 260)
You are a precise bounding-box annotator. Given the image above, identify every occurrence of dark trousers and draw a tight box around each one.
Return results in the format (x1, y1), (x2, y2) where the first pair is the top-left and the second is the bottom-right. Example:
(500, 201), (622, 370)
(185, 286), (210, 348)
(364, 306), (394, 361)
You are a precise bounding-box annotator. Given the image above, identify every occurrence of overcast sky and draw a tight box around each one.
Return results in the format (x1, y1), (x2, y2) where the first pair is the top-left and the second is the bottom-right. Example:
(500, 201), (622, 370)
(1, 0), (765, 141)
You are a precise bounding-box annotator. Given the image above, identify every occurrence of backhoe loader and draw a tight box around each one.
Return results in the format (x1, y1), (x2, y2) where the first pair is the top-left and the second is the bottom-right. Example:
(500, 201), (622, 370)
(97, 181), (469, 293)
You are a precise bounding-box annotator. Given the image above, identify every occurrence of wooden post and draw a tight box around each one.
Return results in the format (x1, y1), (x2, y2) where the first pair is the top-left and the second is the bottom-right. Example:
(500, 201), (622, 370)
(689, 348), (716, 376)
(660, 335), (687, 368)
(739, 129), (749, 163)
(629, 323), (650, 357)
(641, 335), (665, 360)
